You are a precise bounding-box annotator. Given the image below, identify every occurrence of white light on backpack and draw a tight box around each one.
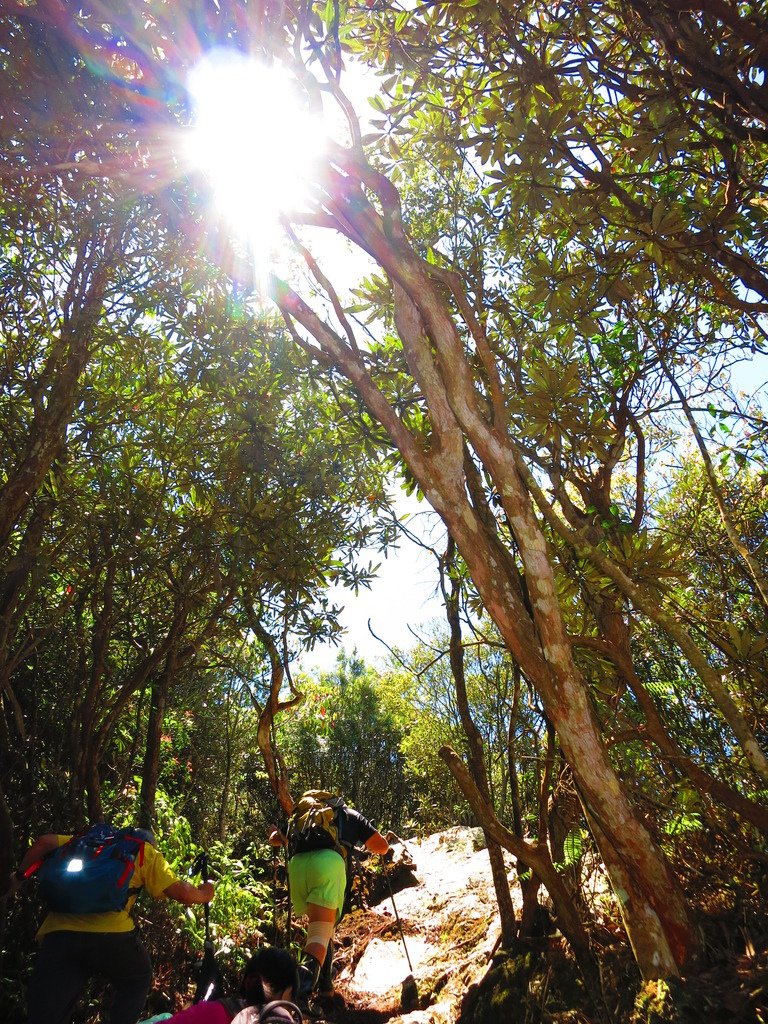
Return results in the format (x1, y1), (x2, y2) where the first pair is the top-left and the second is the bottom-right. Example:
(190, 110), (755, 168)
(66, 859), (84, 873)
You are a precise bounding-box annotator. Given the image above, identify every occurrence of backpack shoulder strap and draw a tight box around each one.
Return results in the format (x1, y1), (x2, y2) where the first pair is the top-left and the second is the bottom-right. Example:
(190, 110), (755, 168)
(258, 1000), (303, 1024)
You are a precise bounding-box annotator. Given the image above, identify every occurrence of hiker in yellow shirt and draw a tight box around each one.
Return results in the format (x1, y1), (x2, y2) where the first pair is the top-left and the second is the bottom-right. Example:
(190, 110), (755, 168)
(12, 827), (214, 1024)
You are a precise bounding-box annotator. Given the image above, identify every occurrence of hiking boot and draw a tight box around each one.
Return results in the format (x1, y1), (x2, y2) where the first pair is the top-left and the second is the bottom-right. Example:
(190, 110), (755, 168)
(297, 953), (321, 1001)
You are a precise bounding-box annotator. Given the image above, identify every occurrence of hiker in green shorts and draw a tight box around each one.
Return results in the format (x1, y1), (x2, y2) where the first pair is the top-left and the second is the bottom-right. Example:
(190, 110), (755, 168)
(268, 791), (388, 1001)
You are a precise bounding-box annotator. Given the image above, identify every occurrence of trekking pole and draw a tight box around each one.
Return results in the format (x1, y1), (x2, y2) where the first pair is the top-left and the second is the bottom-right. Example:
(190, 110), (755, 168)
(271, 847), (279, 945)
(384, 869), (413, 974)
(199, 852), (211, 945)
(349, 847), (364, 914)
(191, 851), (220, 1003)
(384, 866), (419, 1010)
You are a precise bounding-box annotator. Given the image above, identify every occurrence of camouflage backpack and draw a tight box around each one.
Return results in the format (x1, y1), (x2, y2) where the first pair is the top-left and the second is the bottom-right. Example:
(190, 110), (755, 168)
(285, 791), (348, 860)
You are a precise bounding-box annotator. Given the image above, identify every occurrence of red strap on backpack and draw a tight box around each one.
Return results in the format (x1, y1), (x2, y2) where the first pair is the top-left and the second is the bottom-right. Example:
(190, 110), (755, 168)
(22, 827), (90, 878)
(23, 859), (44, 879)
(116, 860), (135, 888)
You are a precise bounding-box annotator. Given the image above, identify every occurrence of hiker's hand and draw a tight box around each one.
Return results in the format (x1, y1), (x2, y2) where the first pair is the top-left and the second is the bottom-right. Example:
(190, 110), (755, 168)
(164, 879), (215, 905)
(268, 825), (286, 847)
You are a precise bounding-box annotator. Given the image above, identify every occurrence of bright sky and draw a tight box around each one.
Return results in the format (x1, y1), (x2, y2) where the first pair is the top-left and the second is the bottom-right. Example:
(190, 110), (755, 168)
(184, 52), (446, 676)
(184, 49), (380, 290)
(732, 352), (768, 395)
(300, 492), (446, 675)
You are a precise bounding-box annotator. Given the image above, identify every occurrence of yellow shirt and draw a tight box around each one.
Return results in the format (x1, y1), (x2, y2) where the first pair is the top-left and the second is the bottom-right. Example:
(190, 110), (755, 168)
(37, 834), (179, 938)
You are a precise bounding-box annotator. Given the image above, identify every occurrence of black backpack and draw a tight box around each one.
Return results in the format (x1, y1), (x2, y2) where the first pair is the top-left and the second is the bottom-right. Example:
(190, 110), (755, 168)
(285, 790), (348, 860)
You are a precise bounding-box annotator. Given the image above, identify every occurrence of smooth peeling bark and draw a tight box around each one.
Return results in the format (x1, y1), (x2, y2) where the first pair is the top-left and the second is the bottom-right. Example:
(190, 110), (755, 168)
(438, 496), (695, 976)
(588, 813), (694, 977)
(270, 167), (696, 976)
(518, 459), (768, 784)
(273, 263), (696, 976)
(391, 285), (695, 972)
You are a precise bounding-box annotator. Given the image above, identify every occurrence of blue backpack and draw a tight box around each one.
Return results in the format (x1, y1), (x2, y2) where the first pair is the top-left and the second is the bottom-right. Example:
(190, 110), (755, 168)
(35, 823), (148, 914)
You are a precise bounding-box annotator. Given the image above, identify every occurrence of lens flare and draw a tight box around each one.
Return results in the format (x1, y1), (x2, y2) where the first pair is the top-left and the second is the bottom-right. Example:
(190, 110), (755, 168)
(185, 49), (325, 273)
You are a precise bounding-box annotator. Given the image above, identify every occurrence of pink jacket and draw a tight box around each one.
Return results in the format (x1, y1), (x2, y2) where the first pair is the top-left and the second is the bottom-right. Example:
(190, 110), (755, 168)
(170, 1002), (235, 1024)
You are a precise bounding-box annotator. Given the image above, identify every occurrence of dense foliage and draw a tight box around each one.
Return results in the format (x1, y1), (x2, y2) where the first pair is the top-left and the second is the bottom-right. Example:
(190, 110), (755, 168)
(1, 2), (767, 1021)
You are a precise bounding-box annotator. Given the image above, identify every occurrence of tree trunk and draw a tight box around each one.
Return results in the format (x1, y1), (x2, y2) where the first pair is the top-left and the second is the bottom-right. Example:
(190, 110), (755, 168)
(594, 607), (768, 834)
(0, 234), (118, 556)
(271, 147), (698, 977)
(506, 674), (542, 939)
(84, 752), (103, 824)
(441, 537), (517, 948)
(451, 505), (693, 976)
(218, 729), (233, 844)
(139, 655), (176, 829)
(250, 615), (301, 816)
(440, 744), (608, 1021)
(523, 462), (768, 784)
(662, 359), (768, 613)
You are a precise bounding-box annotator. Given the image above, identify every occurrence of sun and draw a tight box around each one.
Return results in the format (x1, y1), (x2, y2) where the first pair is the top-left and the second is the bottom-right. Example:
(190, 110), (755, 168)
(185, 49), (325, 264)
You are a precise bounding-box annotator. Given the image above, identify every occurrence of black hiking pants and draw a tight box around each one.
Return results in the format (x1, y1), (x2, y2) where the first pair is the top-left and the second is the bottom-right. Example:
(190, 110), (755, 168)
(26, 929), (152, 1024)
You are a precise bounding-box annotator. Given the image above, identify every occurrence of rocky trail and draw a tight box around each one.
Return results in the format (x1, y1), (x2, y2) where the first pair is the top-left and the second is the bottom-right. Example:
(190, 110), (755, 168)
(305, 828), (768, 1024)
(309, 827), (520, 1024)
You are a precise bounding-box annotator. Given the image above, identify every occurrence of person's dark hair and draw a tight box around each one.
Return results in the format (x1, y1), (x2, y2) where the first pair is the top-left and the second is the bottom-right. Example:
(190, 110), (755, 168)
(240, 946), (298, 1005)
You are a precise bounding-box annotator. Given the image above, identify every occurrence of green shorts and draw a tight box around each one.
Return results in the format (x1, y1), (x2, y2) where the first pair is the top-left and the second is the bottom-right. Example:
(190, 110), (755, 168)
(287, 849), (346, 920)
